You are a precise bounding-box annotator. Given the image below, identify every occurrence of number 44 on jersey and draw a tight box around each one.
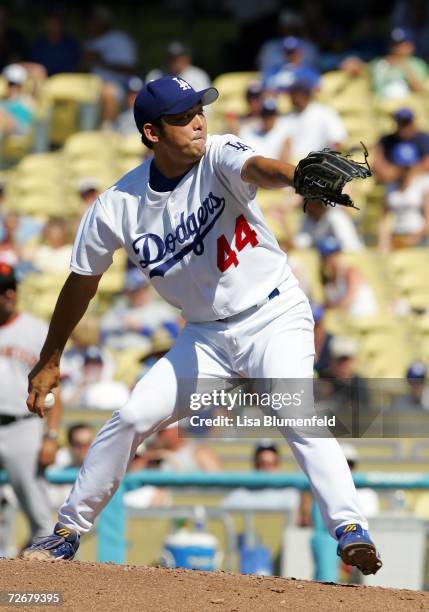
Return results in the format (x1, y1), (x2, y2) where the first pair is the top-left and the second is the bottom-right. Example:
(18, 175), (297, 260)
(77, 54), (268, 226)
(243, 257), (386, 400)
(217, 214), (259, 272)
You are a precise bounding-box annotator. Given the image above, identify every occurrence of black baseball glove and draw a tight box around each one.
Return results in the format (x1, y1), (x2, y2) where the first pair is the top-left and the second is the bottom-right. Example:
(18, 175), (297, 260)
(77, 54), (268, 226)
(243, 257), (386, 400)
(293, 142), (371, 210)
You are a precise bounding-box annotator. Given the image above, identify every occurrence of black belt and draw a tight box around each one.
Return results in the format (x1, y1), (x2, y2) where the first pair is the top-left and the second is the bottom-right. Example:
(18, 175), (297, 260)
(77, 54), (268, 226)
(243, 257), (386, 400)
(0, 414), (35, 426)
(216, 287), (280, 322)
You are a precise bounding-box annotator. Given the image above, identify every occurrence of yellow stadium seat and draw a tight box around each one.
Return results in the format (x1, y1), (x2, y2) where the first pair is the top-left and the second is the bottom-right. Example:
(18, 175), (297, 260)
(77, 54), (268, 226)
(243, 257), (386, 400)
(63, 130), (119, 160)
(118, 134), (146, 157)
(289, 248), (324, 303)
(212, 71), (259, 118)
(42, 73), (103, 146)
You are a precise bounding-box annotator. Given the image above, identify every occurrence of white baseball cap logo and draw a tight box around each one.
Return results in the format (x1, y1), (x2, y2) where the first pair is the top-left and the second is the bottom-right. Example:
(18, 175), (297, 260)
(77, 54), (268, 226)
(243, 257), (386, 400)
(172, 77), (191, 91)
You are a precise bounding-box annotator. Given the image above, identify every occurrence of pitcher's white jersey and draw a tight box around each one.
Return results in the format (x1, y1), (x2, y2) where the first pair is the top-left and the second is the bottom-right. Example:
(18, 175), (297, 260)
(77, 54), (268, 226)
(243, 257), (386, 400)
(71, 134), (292, 322)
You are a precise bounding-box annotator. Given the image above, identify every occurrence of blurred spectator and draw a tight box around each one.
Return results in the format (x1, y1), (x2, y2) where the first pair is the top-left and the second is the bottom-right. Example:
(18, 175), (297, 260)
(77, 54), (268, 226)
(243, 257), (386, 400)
(391, 0), (429, 61)
(390, 361), (429, 411)
(155, 424), (222, 472)
(0, 64), (34, 136)
(222, 1), (279, 70)
(57, 423), (96, 468)
(318, 237), (378, 317)
(81, 5), (138, 122)
(312, 304), (333, 376)
(77, 176), (101, 210)
(0, 212), (20, 266)
(0, 264), (60, 548)
(146, 41), (211, 91)
(257, 9), (319, 73)
(123, 441), (172, 509)
(373, 108), (429, 183)
(222, 440), (300, 511)
(0, 180), (42, 254)
(60, 317), (116, 403)
(137, 326), (176, 380)
(100, 267), (179, 350)
(294, 199), (363, 251)
(48, 423), (95, 509)
(69, 177), (102, 237)
(61, 344), (130, 410)
(0, 7), (27, 70)
(29, 9), (81, 76)
(23, 217), (72, 274)
(348, 15), (386, 63)
(114, 75), (143, 135)
(224, 81), (263, 136)
(317, 335), (370, 413)
(282, 78), (346, 161)
(378, 142), (429, 251)
(238, 97), (290, 161)
(262, 36), (320, 93)
(370, 28), (428, 99)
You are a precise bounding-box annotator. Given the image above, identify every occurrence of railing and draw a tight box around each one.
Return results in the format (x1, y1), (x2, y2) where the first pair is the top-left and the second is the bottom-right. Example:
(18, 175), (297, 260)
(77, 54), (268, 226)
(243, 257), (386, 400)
(2, 469), (429, 565)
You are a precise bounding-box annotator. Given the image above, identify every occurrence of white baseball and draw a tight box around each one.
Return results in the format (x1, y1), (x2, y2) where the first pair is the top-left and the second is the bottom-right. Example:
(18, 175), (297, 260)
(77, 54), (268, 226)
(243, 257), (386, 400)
(44, 392), (55, 409)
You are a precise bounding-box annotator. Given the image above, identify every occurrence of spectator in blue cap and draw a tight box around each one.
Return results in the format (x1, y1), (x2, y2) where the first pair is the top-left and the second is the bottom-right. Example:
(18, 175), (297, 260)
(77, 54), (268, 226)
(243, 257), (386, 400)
(390, 361), (429, 411)
(373, 107), (429, 183)
(370, 27), (428, 99)
(257, 9), (319, 74)
(262, 35), (320, 94)
(378, 141), (429, 251)
(223, 81), (265, 136)
(114, 76), (145, 136)
(238, 97), (291, 162)
(318, 237), (378, 317)
(100, 265), (180, 351)
(146, 41), (211, 93)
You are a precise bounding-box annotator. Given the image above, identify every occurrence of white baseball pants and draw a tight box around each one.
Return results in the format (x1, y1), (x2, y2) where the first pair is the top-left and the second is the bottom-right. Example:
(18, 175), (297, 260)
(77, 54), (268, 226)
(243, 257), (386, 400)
(59, 277), (367, 537)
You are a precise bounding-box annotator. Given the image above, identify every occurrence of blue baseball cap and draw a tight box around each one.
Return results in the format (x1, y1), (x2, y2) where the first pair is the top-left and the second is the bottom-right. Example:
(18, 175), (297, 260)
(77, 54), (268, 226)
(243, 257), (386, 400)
(407, 361), (427, 380)
(390, 27), (414, 44)
(133, 76), (219, 132)
(283, 36), (303, 53)
(125, 267), (148, 291)
(391, 142), (420, 166)
(288, 68), (320, 93)
(261, 97), (278, 114)
(317, 236), (342, 257)
(393, 107), (414, 123)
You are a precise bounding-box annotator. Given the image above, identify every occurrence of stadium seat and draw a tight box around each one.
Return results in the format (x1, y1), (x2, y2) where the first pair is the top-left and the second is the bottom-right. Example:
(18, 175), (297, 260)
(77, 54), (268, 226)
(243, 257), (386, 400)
(41, 73), (103, 146)
(63, 130), (119, 161)
(211, 71), (260, 127)
(289, 248), (324, 303)
(118, 133), (146, 158)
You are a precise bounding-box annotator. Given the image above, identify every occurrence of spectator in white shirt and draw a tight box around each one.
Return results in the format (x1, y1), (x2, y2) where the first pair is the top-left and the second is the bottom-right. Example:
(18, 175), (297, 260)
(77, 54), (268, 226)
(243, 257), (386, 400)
(146, 41), (211, 92)
(318, 237), (378, 317)
(239, 97), (290, 161)
(114, 75), (144, 136)
(282, 76), (347, 162)
(379, 141), (429, 251)
(100, 267), (180, 351)
(81, 5), (138, 123)
(295, 199), (363, 251)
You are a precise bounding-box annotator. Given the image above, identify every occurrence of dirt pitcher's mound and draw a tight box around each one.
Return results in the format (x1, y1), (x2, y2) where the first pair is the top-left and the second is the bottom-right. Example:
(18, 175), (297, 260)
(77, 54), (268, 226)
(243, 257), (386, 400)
(0, 559), (428, 612)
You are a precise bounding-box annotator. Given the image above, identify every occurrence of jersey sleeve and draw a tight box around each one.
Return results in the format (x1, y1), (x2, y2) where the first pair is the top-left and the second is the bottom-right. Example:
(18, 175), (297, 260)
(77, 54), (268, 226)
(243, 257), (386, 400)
(70, 197), (122, 276)
(214, 135), (259, 202)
